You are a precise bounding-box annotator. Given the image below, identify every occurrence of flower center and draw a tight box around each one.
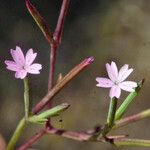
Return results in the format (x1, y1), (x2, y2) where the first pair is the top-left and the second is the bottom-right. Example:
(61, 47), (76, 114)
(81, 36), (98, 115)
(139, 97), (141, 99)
(23, 65), (29, 70)
(114, 80), (120, 85)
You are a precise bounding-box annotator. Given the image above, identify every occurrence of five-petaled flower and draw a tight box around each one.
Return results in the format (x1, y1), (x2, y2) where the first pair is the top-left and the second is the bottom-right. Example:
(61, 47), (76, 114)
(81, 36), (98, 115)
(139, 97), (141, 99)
(96, 61), (137, 98)
(5, 46), (42, 79)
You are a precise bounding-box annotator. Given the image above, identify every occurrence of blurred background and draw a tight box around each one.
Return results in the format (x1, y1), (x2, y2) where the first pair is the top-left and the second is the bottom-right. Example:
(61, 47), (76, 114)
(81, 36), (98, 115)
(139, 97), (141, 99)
(0, 0), (150, 149)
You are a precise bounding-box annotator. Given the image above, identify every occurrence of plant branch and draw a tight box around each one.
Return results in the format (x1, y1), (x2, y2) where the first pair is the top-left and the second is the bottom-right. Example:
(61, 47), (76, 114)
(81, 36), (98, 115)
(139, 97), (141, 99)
(33, 57), (94, 114)
(17, 108), (150, 149)
(100, 98), (118, 137)
(114, 109), (150, 129)
(114, 138), (150, 147)
(48, 44), (57, 91)
(7, 118), (26, 150)
(16, 130), (46, 150)
(53, 0), (70, 44)
(48, 0), (70, 92)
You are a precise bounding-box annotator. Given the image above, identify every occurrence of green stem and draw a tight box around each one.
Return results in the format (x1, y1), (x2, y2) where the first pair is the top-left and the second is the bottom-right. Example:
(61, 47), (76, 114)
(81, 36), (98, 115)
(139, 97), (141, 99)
(107, 97), (118, 127)
(24, 77), (30, 118)
(6, 118), (26, 150)
(100, 97), (118, 137)
(114, 138), (150, 147)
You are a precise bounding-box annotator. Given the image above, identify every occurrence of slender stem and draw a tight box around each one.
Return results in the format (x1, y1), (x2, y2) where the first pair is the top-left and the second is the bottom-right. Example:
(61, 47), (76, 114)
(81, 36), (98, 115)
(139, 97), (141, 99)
(7, 118), (26, 150)
(7, 78), (30, 149)
(114, 109), (150, 129)
(107, 97), (118, 127)
(17, 108), (150, 149)
(53, 0), (70, 43)
(16, 130), (46, 150)
(114, 138), (150, 147)
(48, 44), (57, 91)
(47, 0), (70, 100)
(100, 98), (118, 137)
(33, 57), (94, 114)
(23, 77), (30, 119)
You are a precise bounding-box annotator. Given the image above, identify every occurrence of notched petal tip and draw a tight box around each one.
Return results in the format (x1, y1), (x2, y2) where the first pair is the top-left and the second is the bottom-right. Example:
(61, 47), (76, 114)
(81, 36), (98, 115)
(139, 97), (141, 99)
(16, 46), (21, 49)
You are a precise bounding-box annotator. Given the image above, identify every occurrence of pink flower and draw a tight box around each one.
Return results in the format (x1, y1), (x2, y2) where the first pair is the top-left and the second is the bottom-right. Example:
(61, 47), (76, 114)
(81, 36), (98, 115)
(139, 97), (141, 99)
(5, 46), (42, 79)
(96, 61), (137, 98)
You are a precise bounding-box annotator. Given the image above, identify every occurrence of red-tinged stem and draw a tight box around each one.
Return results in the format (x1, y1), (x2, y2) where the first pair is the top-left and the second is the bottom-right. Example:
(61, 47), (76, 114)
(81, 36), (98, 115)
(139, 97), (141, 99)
(33, 57), (94, 114)
(16, 130), (46, 150)
(17, 124), (128, 150)
(47, 0), (70, 95)
(53, 0), (70, 44)
(48, 44), (57, 91)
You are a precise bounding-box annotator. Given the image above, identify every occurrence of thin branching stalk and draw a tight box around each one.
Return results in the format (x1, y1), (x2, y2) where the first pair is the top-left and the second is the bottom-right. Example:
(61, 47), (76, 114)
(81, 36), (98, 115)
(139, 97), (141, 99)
(48, 0), (70, 92)
(114, 109), (150, 129)
(33, 57), (94, 114)
(16, 130), (46, 150)
(17, 108), (150, 149)
(114, 138), (150, 147)
(7, 118), (26, 150)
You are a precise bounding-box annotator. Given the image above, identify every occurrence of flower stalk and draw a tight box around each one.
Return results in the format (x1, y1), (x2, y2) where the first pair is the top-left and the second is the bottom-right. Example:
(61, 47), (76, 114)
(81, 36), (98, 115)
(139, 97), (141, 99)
(23, 77), (30, 119)
(100, 97), (118, 137)
(107, 97), (118, 127)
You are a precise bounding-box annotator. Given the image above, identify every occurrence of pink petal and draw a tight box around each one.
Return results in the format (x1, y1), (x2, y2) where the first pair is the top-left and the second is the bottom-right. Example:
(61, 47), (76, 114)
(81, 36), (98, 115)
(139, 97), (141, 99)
(5, 60), (20, 71)
(25, 49), (37, 65)
(109, 85), (121, 98)
(111, 61), (118, 79)
(96, 77), (114, 88)
(118, 64), (133, 82)
(119, 81), (137, 92)
(106, 63), (117, 82)
(15, 70), (27, 79)
(26, 63), (42, 74)
(10, 46), (25, 66)
(118, 64), (128, 80)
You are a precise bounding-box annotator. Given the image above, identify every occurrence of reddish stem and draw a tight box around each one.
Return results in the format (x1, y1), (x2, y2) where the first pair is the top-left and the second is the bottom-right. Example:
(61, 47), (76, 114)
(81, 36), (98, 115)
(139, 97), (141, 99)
(17, 126), (128, 150)
(47, 0), (70, 92)
(16, 130), (46, 150)
(33, 57), (94, 114)
(48, 44), (57, 91)
(53, 0), (70, 44)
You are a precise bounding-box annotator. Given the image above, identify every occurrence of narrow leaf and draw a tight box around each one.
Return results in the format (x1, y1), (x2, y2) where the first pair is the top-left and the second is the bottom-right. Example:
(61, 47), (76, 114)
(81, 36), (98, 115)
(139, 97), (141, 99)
(28, 103), (70, 124)
(115, 79), (144, 121)
(26, 0), (54, 44)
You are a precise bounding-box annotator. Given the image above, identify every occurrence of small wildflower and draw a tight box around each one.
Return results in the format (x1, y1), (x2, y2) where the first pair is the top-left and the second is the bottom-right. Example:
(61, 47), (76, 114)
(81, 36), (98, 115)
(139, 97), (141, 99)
(96, 61), (137, 98)
(5, 46), (42, 79)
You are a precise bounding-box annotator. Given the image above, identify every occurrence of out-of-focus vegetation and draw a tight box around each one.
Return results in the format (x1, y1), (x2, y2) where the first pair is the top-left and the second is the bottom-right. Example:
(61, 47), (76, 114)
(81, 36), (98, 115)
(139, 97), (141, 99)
(0, 0), (150, 149)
